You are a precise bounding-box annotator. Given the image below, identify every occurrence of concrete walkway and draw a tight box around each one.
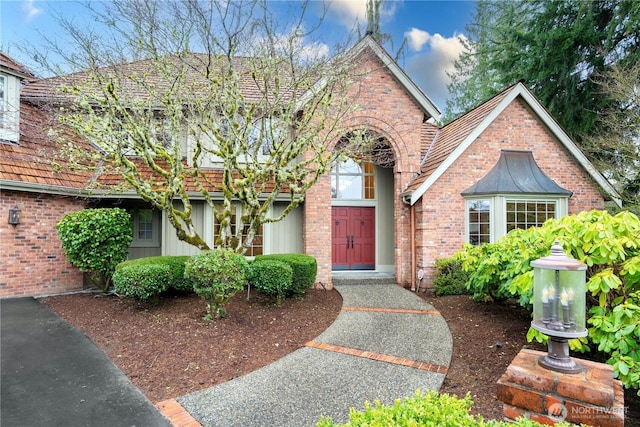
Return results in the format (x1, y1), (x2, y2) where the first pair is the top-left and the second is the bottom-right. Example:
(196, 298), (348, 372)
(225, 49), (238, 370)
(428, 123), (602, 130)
(170, 283), (453, 426)
(1, 282), (453, 427)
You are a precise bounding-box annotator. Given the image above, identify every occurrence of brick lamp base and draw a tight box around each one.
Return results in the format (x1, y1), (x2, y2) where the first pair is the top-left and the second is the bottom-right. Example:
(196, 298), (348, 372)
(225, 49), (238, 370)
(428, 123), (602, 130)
(497, 349), (625, 426)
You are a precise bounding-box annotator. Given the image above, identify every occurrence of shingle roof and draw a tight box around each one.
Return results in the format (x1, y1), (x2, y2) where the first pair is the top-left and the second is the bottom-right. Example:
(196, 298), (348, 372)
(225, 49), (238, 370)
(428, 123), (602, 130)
(0, 101), (95, 191)
(405, 86), (513, 193)
(0, 52), (36, 80)
(21, 54), (301, 106)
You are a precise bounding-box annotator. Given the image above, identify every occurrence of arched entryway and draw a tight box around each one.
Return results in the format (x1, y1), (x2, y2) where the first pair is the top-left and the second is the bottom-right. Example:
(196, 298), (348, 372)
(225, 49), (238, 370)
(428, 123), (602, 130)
(330, 131), (395, 272)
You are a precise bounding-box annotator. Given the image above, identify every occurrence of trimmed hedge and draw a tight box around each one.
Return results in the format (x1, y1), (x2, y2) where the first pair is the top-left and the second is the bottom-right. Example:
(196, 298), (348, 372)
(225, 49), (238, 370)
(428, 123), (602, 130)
(116, 256), (193, 292)
(112, 264), (171, 303)
(255, 254), (317, 295)
(184, 249), (249, 320)
(248, 259), (293, 305)
(56, 208), (132, 291)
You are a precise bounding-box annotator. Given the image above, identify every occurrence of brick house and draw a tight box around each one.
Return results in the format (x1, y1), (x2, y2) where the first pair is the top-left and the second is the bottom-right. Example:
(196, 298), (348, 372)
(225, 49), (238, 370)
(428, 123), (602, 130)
(0, 36), (620, 298)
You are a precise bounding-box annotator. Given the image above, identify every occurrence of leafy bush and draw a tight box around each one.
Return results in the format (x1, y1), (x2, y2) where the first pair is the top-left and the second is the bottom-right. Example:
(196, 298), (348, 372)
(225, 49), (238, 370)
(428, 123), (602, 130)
(316, 390), (571, 426)
(256, 254), (317, 294)
(248, 259), (293, 305)
(117, 256), (193, 292)
(457, 210), (640, 394)
(56, 208), (133, 291)
(112, 264), (171, 304)
(184, 249), (249, 320)
(432, 256), (471, 296)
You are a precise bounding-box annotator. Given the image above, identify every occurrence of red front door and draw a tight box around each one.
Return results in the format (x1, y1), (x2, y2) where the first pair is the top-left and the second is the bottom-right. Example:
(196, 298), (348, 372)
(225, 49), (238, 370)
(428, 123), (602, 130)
(332, 207), (375, 270)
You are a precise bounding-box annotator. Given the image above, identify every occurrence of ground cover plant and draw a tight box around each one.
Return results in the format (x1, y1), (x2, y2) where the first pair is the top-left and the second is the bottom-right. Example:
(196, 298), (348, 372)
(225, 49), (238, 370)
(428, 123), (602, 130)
(317, 390), (574, 427)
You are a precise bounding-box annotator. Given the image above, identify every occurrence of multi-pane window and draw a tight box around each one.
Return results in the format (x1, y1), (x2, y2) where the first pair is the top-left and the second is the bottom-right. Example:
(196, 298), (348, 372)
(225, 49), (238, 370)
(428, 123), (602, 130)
(130, 208), (159, 247)
(506, 200), (556, 232)
(213, 206), (263, 256)
(137, 209), (154, 240)
(467, 199), (491, 245)
(466, 197), (561, 246)
(331, 157), (375, 199)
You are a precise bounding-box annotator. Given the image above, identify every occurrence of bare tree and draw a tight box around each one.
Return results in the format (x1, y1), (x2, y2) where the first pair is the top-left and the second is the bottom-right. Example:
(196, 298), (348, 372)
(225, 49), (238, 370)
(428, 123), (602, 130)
(582, 61), (640, 213)
(32, 0), (362, 252)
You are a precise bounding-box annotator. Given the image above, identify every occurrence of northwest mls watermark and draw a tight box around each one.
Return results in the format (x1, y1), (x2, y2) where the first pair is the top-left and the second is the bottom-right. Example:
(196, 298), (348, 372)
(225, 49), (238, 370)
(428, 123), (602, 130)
(548, 403), (627, 422)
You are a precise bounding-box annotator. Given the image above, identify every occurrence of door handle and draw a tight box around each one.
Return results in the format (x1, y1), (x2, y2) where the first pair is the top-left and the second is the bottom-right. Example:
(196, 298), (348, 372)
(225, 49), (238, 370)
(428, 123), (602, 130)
(346, 235), (350, 246)
(351, 235), (355, 249)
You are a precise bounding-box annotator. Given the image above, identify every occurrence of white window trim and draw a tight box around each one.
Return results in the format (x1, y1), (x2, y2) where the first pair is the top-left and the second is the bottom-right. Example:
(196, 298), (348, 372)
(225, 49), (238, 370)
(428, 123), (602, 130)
(465, 194), (568, 245)
(0, 73), (20, 143)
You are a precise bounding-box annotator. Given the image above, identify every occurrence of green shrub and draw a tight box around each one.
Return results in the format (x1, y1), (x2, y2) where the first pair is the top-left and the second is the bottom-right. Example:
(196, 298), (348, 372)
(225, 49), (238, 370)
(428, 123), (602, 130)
(184, 249), (249, 320)
(457, 210), (640, 394)
(117, 256), (193, 292)
(56, 208), (133, 291)
(432, 256), (471, 296)
(256, 254), (317, 295)
(112, 264), (171, 304)
(316, 390), (571, 426)
(248, 259), (293, 305)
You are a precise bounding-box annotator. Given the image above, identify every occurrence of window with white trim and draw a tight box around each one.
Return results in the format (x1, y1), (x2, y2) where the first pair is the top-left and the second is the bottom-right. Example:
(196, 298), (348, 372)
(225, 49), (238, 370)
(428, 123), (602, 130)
(466, 196), (565, 246)
(331, 157), (375, 199)
(0, 75), (5, 128)
(467, 199), (491, 245)
(506, 200), (556, 233)
(0, 73), (20, 143)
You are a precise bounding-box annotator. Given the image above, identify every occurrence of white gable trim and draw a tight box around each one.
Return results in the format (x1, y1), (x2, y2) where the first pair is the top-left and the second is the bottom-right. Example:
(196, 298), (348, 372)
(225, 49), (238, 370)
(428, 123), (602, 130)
(409, 82), (621, 207)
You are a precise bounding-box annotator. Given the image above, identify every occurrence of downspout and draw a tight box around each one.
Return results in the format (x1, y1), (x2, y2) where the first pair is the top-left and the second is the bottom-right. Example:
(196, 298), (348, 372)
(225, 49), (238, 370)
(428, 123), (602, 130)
(402, 192), (416, 291)
(410, 202), (416, 291)
(402, 129), (438, 292)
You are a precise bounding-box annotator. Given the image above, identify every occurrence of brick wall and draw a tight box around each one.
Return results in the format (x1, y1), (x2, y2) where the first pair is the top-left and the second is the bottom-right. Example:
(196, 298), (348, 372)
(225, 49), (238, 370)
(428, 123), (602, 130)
(417, 99), (606, 283)
(1, 190), (85, 298)
(302, 49), (426, 288)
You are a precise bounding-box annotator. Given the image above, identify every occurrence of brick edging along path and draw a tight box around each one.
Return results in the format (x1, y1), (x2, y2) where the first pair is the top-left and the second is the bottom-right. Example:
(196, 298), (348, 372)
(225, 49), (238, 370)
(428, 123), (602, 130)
(156, 285), (448, 427)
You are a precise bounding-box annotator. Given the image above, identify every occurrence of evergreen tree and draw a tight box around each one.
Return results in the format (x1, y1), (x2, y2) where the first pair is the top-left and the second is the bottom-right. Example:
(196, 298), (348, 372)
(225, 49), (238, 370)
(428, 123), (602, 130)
(446, 0), (640, 144)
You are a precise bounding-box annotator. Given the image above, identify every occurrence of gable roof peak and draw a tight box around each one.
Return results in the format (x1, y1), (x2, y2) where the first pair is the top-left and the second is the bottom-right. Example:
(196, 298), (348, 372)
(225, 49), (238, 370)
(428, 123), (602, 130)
(404, 81), (621, 207)
(348, 35), (442, 122)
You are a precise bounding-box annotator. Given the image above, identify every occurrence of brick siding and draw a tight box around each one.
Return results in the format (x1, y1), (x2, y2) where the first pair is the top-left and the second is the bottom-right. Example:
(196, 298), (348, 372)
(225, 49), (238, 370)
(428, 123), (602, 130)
(1, 190), (85, 298)
(416, 99), (605, 283)
(303, 50), (425, 288)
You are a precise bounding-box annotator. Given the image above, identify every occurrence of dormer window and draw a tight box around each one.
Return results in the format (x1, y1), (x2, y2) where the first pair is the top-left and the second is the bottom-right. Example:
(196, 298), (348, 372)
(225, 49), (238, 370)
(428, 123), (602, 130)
(0, 73), (20, 143)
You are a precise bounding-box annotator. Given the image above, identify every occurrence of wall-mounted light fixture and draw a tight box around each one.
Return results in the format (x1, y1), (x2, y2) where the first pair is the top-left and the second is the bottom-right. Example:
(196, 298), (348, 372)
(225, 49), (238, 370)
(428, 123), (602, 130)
(8, 206), (21, 227)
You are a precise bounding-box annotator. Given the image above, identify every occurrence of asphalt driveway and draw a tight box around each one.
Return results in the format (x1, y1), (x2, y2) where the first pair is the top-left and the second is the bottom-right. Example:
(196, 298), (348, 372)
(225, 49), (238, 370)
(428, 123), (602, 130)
(1, 297), (170, 427)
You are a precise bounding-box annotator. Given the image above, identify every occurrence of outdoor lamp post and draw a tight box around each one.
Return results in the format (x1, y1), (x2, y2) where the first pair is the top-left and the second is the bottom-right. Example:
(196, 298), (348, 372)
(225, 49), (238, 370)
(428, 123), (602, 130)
(531, 240), (587, 374)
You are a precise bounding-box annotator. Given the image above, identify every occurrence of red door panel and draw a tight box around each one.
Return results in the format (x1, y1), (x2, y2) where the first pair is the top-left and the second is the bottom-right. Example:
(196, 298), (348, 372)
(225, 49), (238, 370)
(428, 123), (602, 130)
(332, 207), (350, 270)
(332, 207), (375, 270)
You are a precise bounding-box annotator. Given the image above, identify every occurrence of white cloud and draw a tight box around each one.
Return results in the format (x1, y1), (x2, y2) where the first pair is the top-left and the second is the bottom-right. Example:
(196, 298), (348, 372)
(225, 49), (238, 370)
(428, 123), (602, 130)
(405, 33), (468, 109)
(322, 0), (399, 31)
(405, 28), (430, 52)
(22, 0), (42, 22)
(326, 0), (368, 28)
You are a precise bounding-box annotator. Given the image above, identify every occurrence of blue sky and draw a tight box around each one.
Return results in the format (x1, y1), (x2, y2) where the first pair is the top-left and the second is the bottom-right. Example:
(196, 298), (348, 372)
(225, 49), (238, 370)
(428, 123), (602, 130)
(1, 0), (476, 109)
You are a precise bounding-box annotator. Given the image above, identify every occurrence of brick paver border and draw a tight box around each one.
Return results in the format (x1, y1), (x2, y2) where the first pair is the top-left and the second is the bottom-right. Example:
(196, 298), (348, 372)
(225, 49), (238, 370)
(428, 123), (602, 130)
(306, 305), (448, 375)
(156, 399), (202, 427)
(155, 305), (448, 426)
